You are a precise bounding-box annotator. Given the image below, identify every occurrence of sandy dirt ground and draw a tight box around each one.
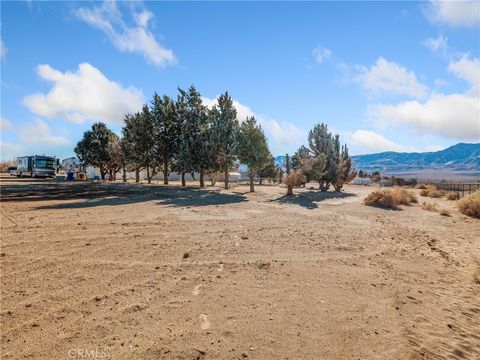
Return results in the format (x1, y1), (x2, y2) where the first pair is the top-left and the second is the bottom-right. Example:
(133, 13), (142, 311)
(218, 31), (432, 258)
(1, 175), (479, 360)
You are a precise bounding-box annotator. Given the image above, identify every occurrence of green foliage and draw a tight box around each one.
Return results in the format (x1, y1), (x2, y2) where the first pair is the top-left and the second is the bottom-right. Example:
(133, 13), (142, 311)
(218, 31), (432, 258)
(75, 122), (119, 180)
(209, 92), (239, 187)
(151, 93), (180, 183)
(258, 156), (281, 184)
(304, 154), (327, 183)
(236, 116), (271, 192)
(176, 86), (212, 186)
(121, 105), (157, 182)
(291, 145), (311, 171)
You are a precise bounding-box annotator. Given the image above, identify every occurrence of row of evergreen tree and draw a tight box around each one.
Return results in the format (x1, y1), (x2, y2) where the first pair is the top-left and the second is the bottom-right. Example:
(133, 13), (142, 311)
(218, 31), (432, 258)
(74, 86), (355, 193)
(74, 86), (274, 192)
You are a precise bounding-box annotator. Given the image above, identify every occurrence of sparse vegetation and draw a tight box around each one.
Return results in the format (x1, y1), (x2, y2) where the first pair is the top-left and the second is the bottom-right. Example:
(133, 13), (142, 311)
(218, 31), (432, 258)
(422, 202), (438, 212)
(393, 188), (418, 205)
(439, 208), (451, 216)
(364, 188), (418, 210)
(457, 190), (480, 218)
(416, 183), (428, 189)
(420, 185), (445, 198)
(285, 169), (305, 196)
(446, 192), (460, 201)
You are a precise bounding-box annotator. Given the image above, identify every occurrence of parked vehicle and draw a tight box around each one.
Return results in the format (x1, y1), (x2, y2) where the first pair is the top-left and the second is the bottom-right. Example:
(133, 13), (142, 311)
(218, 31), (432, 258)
(7, 166), (17, 176)
(16, 155), (59, 178)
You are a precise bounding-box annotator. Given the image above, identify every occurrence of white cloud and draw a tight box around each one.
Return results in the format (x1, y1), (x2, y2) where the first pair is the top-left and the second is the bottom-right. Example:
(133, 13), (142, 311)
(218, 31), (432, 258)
(448, 54), (480, 96)
(356, 57), (429, 99)
(369, 93), (480, 141)
(76, 1), (176, 67)
(312, 47), (332, 64)
(423, 34), (448, 53)
(23, 63), (144, 124)
(202, 96), (305, 147)
(345, 129), (413, 153)
(0, 141), (25, 161)
(426, 0), (480, 27)
(1, 117), (13, 131)
(18, 119), (70, 147)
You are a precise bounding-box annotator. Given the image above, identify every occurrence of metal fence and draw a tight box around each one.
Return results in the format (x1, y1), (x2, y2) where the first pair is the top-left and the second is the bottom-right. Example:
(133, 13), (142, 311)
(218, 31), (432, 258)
(434, 183), (480, 197)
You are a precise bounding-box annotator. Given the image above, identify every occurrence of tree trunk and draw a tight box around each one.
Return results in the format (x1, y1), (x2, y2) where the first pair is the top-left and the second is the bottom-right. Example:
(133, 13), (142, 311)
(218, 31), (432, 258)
(135, 168), (140, 183)
(259, 178), (263, 185)
(249, 171), (255, 192)
(287, 185), (293, 196)
(163, 161), (169, 185)
(122, 168), (127, 183)
(319, 180), (329, 192)
(100, 170), (106, 180)
(224, 168), (229, 189)
(181, 172), (186, 186)
(211, 175), (216, 187)
(112, 170), (116, 182)
(146, 166), (151, 184)
(199, 168), (205, 188)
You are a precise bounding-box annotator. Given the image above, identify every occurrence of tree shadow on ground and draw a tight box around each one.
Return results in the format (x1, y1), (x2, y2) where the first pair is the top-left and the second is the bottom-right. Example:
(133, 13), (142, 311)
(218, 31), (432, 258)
(0, 179), (247, 210)
(272, 190), (356, 210)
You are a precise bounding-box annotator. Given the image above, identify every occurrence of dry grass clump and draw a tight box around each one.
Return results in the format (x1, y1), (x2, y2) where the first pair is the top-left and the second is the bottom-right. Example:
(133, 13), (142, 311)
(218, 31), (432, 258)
(422, 201), (438, 212)
(457, 190), (480, 218)
(420, 185), (446, 198)
(446, 192), (460, 201)
(364, 188), (417, 209)
(439, 208), (451, 217)
(416, 184), (428, 189)
(393, 188), (418, 205)
(364, 189), (399, 209)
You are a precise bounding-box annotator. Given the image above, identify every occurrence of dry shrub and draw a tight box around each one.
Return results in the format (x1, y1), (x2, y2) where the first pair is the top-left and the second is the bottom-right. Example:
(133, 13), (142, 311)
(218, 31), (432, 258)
(364, 188), (419, 209)
(364, 189), (399, 209)
(422, 201), (438, 212)
(439, 208), (451, 217)
(457, 190), (480, 218)
(446, 192), (459, 201)
(284, 169), (305, 196)
(420, 185), (445, 198)
(416, 184), (428, 189)
(394, 188), (417, 205)
(420, 188), (430, 197)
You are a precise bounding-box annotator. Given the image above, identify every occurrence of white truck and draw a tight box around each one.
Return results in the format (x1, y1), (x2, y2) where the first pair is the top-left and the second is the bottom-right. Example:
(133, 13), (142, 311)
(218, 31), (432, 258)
(16, 155), (59, 178)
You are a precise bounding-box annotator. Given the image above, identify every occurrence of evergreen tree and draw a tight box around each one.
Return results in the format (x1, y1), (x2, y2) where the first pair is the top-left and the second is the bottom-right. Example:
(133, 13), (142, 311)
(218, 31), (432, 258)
(308, 123), (336, 191)
(121, 105), (157, 183)
(236, 116), (271, 192)
(210, 91), (239, 189)
(151, 93), (180, 185)
(332, 144), (356, 191)
(75, 122), (118, 180)
(176, 86), (210, 187)
(258, 156), (280, 184)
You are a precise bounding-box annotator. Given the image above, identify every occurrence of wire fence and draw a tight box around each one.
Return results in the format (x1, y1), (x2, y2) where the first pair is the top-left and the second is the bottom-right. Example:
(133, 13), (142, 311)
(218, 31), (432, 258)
(433, 183), (480, 197)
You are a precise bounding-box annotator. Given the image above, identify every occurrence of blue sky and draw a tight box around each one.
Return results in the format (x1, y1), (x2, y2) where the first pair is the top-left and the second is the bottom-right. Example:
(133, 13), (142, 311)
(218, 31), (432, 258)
(1, 1), (479, 161)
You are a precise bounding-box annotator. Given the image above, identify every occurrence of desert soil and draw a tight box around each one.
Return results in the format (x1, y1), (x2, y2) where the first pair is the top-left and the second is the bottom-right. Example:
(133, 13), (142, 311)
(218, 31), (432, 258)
(1, 176), (479, 360)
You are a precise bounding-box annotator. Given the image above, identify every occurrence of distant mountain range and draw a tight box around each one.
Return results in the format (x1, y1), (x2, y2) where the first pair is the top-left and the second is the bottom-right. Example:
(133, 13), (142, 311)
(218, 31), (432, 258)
(351, 143), (480, 180)
(273, 143), (480, 180)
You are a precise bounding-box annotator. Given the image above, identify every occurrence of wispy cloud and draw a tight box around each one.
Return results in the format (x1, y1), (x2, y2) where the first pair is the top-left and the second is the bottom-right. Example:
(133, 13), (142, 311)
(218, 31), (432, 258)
(76, 1), (176, 68)
(312, 46), (332, 65)
(423, 34), (448, 54)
